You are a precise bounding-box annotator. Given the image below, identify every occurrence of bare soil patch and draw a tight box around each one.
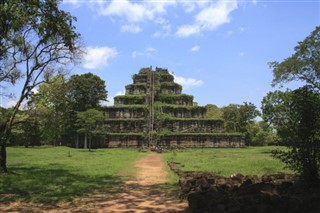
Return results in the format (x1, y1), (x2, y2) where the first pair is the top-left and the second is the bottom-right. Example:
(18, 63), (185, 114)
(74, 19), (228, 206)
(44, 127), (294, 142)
(0, 153), (188, 213)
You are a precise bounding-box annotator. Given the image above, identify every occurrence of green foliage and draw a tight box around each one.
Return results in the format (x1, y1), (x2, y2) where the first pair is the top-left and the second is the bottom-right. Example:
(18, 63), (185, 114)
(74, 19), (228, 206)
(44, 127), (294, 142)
(107, 133), (145, 137)
(0, 107), (11, 130)
(102, 105), (147, 109)
(159, 94), (193, 104)
(67, 73), (107, 112)
(159, 73), (174, 82)
(76, 109), (105, 149)
(270, 26), (320, 90)
(32, 73), (107, 146)
(161, 132), (242, 137)
(0, 0), (80, 84)
(9, 111), (41, 147)
(222, 103), (261, 145)
(76, 109), (104, 133)
(114, 95), (145, 101)
(0, 147), (145, 202)
(160, 82), (182, 90)
(114, 95), (145, 105)
(261, 90), (292, 128)
(34, 75), (69, 145)
(262, 86), (320, 183)
(163, 146), (291, 176)
(125, 83), (146, 89)
(206, 104), (223, 119)
(105, 118), (144, 122)
(157, 103), (205, 110)
(222, 102), (260, 132)
(0, 0), (81, 172)
(154, 109), (175, 121)
(159, 128), (172, 136)
(246, 121), (277, 146)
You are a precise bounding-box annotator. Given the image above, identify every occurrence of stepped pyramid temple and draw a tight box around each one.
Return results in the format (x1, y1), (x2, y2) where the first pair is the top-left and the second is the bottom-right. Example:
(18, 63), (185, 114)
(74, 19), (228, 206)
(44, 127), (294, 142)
(102, 67), (244, 148)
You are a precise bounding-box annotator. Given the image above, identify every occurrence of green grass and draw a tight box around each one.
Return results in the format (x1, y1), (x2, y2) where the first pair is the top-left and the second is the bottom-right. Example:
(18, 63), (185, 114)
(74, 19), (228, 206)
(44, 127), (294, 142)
(0, 146), (145, 202)
(163, 146), (292, 176)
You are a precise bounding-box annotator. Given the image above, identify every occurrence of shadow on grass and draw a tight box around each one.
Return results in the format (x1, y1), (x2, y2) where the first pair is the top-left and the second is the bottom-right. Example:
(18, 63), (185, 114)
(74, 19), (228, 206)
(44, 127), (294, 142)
(0, 170), (189, 212)
(0, 165), (124, 203)
(62, 182), (189, 212)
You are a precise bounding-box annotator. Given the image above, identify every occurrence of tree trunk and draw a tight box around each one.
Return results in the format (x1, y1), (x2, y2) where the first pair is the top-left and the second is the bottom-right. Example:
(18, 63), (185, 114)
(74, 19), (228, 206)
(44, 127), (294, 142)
(0, 142), (7, 173)
(75, 134), (79, 148)
(84, 133), (87, 149)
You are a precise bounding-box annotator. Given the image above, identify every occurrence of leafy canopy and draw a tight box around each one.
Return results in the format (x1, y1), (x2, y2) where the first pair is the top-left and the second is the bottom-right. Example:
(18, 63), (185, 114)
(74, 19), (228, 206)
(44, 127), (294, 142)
(67, 73), (107, 112)
(262, 87), (320, 183)
(0, 0), (81, 172)
(270, 26), (320, 90)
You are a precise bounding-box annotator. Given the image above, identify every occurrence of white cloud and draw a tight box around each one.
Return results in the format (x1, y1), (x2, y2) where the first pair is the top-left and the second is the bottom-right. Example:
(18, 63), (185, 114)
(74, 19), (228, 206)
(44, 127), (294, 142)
(176, 24), (201, 37)
(132, 51), (143, 59)
(190, 45), (200, 52)
(181, 2), (196, 13)
(31, 87), (38, 95)
(121, 24), (142, 33)
(152, 24), (171, 38)
(1, 99), (16, 108)
(83, 46), (118, 69)
(154, 17), (166, 25)
(144, 0), (176, 14)
(180, 1), (211, 13)
(173, 75), (204, 89)
(1, 98), (31, 110)
(64, 0), (239, 38)
(176, 0), (238, 37)
(100, 0), (150, 22)
(99, 0), (174, 23)
(132, 47), (158, 58)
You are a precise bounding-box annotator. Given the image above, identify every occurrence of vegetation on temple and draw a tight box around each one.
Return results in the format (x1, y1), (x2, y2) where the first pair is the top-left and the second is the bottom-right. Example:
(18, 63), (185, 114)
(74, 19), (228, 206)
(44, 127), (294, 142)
(104, 67), (244, 148)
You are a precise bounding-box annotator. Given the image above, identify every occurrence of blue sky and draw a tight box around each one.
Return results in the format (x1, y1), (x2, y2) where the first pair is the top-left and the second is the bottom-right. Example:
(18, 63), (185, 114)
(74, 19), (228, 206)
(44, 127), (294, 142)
(1, 0), (320, 109)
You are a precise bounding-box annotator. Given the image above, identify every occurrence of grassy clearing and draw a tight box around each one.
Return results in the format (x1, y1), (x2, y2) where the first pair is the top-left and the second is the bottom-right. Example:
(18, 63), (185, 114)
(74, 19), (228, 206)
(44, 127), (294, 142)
(0, 146), (145, 202)
(163, 146), (292, 176)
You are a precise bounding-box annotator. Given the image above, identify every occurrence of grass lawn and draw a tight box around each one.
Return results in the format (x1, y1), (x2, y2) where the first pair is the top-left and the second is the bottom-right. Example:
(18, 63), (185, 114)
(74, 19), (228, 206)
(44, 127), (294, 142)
(0, 146), (145, 202)
(163, 146), (292, 176)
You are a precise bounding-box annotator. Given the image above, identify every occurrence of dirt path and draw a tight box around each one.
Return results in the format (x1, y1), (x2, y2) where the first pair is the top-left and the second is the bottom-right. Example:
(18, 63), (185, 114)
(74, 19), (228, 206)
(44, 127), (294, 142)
(0, 153), (188, 213)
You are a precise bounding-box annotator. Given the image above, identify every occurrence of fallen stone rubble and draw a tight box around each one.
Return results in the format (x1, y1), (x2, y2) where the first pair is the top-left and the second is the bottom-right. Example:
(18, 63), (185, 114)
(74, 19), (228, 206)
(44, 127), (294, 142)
(168, 161), (320, 213)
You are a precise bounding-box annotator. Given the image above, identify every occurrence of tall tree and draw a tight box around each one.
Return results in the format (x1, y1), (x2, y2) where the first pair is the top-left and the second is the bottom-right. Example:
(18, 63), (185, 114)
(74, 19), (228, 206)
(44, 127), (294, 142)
(9, 110), (41, 148)
(67, 73), (107, 112)
(246, 121), (276, 146)
(66, 73), (107, 146)
(262, 87), (320, 183)
(76, 109), (105, 150)
(269, 26), (320, 90)
(34, 75), (69, 146)
(222, 102), (260, 132)
(0, 0), (81, 172)
(222, 102), (260, 145)
(265, 27), (320, 184)
(222, 104), (239, 132)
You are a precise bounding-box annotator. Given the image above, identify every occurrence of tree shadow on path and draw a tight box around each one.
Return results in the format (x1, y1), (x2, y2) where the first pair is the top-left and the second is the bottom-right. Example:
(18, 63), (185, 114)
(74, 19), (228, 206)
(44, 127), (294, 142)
(0, 153), (189, 212)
